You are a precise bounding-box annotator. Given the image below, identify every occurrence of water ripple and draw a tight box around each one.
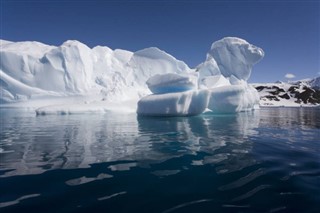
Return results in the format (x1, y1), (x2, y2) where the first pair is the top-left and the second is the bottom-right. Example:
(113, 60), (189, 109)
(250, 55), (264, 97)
(219, 168), (266, 191)
(151, 170), (181, 177)
(0, 194), (40, 208)
(231, 185), (271, 202)
(162, 199), (213, 213)
(97, 191), (127, 201)
(269, 206), (287, 213)
(222, 204), (250, 209)
(65, 173), (113, 186)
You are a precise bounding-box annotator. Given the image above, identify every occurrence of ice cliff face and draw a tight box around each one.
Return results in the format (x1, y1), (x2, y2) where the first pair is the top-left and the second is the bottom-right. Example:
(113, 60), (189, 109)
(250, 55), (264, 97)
(1, 37), (265, 115)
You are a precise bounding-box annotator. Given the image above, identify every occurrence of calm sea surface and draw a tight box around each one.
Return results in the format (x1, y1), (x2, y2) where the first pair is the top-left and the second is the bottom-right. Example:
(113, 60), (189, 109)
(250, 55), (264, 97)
(0, 107), (319, 213)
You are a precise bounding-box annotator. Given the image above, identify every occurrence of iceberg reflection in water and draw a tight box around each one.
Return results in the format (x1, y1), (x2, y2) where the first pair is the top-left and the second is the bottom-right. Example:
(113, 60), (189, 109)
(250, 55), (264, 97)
(0, 108), (319, 212)
(0, 110), (259, 177)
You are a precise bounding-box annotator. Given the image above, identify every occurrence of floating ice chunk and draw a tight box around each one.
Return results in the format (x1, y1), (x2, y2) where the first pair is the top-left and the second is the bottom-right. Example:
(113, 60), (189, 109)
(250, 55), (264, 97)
(137, 90), (209, 116)
(208, 37), (264, 81)
(207, 85), (259, 113)
(146, 73), (198, 94)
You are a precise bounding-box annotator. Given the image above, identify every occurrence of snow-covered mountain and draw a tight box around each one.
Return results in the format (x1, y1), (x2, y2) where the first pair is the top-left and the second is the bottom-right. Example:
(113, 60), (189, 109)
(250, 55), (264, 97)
(252, 77), (320, 107)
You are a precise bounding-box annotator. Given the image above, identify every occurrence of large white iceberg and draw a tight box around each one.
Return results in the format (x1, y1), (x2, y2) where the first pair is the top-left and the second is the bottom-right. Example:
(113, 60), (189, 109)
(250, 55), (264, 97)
(0, 37), (264, 115)
(0, 40), (191, 110)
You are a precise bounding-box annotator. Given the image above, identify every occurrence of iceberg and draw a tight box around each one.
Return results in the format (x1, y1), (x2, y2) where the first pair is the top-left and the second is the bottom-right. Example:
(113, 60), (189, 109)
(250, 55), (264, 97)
(0, 40), (190, 108)
(137, 37), (264, 116)
(0, 37), (264, 116)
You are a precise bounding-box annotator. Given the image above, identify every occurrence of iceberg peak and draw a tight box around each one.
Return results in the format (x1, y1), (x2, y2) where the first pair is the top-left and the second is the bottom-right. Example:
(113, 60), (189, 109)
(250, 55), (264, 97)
(133, 47), (186, 69)
(61, 40), (86, 46)
(207, 37), (264, 81)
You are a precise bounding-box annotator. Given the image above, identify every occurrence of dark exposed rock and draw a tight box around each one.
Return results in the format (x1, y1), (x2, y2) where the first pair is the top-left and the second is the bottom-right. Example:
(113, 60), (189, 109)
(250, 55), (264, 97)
(265, 95), (280, 101)
(308, 97), (318, 104)
(255, 86), (265, 91)
(296, 88), (315, 104)
(270, 91), (279, 95)
(279, 93), (290, 99)
(288, 86), (298, 93)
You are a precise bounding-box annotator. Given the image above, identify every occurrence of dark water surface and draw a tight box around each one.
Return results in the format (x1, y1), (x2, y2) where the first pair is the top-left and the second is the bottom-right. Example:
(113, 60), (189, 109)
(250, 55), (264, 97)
(0, 108), (319, 213)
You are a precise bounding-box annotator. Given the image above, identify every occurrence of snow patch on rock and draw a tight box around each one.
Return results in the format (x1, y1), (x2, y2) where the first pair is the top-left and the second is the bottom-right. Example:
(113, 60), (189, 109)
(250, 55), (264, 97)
(252, 77), (320, 107)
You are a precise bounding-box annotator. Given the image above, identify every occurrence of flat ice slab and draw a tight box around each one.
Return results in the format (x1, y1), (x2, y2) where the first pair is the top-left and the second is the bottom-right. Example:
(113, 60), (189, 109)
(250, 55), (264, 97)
(146, 73), (198, 94)
(207, 85), (260, 113)
(137, 90), (209, 116)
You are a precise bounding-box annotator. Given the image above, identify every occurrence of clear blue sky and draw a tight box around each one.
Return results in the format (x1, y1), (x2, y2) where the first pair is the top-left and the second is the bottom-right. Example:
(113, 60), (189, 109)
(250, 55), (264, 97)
(1, 0), (319, 83)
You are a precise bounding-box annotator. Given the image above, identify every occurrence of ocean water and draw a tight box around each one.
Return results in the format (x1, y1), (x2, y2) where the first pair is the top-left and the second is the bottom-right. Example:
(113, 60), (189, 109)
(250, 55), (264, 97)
(0, 107), (319, 213)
